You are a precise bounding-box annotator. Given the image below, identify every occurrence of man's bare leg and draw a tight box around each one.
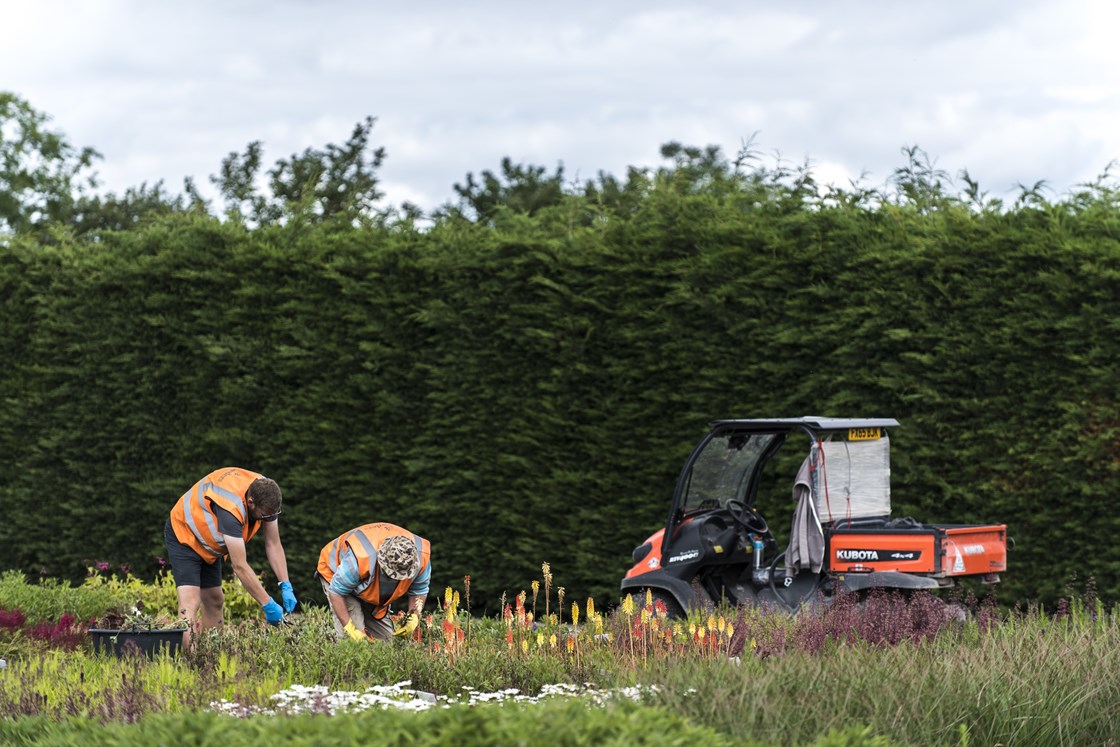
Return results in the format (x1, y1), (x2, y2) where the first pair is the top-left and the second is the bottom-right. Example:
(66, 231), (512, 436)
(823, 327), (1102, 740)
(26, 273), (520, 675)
(199, 586), (225, 630)
(176, 585), (202, 648)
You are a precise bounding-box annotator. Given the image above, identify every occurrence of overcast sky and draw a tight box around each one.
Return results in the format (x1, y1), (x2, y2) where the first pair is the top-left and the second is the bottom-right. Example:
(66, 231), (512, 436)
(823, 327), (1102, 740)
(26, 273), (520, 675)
(4, 1), (1118, 212)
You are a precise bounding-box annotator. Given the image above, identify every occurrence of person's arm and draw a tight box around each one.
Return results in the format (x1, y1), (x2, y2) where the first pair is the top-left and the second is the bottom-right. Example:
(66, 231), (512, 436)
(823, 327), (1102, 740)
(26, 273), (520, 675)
(258, 520), (290, 584)
(328, 590), (356, 626)
(326, 551), (367, 640)
(393, 564), (430, 637)
(223, 534), (272, 606)
(407, 594), (427, 616)
(406, 562), (431, 615)
(258, 520), (297, 612)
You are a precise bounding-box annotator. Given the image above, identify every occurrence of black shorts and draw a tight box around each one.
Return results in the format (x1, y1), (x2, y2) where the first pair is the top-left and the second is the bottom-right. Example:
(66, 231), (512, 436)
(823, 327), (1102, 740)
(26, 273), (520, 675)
(164, 519), (223, 589)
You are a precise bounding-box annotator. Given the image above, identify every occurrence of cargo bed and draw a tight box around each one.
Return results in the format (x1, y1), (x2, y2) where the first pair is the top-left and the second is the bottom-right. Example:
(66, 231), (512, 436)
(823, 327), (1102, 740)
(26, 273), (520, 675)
(825, 523), (1007, 579)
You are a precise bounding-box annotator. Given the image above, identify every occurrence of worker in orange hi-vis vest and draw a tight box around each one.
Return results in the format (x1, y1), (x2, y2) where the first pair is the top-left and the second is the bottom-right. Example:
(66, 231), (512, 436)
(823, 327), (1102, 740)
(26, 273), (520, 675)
(166, 467), (298, 644)
(317, 523), (431, 642)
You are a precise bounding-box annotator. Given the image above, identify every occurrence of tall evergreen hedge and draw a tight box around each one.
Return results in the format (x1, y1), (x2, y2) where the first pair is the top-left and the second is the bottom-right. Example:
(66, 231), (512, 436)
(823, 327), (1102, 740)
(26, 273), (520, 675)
(1, 184), (1118, 610)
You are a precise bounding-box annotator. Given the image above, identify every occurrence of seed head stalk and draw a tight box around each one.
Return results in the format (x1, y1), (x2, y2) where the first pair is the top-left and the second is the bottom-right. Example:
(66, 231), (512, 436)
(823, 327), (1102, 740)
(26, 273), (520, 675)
(463, 575), (471, 643)
(621, 593), (636, 660)
(542, 562), (552, 620)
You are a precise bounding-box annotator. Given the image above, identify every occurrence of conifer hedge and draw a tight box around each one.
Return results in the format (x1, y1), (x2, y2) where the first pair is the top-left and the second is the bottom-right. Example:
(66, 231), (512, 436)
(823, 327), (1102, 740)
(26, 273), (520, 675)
(1, 182), (1118, 610)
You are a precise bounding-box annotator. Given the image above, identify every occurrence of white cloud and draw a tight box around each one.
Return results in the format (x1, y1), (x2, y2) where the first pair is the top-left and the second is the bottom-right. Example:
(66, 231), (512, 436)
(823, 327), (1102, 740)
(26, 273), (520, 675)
(2, 0), (1118, 211)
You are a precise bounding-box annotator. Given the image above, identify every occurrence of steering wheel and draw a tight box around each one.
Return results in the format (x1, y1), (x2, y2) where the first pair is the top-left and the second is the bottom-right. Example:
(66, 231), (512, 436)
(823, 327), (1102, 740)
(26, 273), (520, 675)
(725, 499), (770, 535)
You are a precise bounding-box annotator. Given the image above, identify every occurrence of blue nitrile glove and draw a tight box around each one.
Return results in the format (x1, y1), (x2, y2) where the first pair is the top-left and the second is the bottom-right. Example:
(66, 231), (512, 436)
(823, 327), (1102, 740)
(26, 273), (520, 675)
(262, 598), (284, 625)
(279, 581), (297, 613)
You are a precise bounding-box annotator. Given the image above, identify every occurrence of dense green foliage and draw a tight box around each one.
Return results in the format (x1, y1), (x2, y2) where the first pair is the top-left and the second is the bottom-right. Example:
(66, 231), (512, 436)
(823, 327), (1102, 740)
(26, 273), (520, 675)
(2, 94), (1119, 610)
(2, 151), (1120, 611)
(0, 703), (904, 747)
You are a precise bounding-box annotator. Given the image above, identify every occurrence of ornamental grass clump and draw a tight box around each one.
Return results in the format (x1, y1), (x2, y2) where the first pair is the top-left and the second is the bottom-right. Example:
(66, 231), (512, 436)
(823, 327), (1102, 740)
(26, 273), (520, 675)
(0, 647), (210, 721)
(722, 588), (986, 659)
(0, 608), (26, 637)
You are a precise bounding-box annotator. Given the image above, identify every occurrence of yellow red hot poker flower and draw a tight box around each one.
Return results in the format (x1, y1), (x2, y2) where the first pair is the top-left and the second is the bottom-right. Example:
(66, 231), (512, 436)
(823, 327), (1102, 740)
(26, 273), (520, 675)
(621, 594), (635, 617)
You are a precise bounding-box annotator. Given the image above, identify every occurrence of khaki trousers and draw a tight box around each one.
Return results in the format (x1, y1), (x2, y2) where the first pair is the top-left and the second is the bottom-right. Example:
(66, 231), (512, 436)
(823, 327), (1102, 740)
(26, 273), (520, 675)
(320, 578), (395, 641)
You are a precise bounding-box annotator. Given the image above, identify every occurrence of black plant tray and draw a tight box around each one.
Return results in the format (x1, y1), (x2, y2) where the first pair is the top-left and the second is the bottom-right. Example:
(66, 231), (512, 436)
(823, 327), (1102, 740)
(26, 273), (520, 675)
(89, 628), (185, 658)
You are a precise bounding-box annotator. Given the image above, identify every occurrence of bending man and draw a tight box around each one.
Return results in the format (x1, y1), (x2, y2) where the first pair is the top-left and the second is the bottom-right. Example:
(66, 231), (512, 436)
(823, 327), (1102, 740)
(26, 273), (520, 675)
(165, 467), (298, 644)
(317, 522), (431, 641)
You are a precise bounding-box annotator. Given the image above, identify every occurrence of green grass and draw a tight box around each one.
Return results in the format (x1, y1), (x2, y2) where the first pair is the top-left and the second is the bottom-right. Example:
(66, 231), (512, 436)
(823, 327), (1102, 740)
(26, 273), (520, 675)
(645, 618), (1120, 745)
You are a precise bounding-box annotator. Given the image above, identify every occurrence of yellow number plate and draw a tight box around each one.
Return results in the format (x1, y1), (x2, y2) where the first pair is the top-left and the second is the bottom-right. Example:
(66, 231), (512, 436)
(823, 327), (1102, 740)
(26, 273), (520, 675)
(848, 427), (881, 441)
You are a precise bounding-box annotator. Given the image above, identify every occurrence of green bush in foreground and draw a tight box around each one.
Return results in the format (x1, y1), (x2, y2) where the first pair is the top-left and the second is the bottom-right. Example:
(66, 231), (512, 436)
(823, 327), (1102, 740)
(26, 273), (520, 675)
(0, 700), (903, 747)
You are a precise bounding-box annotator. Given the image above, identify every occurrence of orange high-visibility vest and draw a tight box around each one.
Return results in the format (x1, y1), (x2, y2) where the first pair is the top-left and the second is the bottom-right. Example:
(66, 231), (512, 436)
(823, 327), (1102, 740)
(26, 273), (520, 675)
(317, 522), (431, 618)
(169, 467), (263, 562)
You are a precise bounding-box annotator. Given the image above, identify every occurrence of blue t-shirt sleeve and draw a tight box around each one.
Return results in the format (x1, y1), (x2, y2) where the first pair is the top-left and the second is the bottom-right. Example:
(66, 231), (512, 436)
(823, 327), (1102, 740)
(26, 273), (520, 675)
(408, 563), (431, 597)
(327, 549), (361, 596)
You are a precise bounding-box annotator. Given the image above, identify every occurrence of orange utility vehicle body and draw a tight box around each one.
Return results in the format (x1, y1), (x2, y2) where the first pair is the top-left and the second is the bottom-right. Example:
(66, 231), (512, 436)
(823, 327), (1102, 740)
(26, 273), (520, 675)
(622, 417), (1007, 615)
(828, 524), (1007, 577)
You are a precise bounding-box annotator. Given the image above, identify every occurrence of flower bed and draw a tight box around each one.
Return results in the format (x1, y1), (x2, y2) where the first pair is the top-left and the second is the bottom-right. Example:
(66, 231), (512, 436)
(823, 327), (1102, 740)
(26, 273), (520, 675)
(6, 564), (1115, 745)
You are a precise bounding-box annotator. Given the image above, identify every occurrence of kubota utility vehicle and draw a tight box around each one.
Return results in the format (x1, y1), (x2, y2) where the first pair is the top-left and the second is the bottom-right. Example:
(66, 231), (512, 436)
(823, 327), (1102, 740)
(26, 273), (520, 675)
(622, 418), (1007, 615)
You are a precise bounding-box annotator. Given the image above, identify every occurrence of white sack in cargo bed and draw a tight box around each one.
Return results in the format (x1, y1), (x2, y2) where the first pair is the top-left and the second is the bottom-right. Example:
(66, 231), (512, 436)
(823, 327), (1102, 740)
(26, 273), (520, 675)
(813, 436), (891, 522)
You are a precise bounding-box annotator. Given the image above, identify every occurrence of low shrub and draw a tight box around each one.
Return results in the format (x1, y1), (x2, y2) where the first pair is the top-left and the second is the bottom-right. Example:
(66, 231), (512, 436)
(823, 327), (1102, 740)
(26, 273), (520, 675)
(0, 567), (266, 630)
(0, 697), (853, 747)
(0, 570), (132, 625)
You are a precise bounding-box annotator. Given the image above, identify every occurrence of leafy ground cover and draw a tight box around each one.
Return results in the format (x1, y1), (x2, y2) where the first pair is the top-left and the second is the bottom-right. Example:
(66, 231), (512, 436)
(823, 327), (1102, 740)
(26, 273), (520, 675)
(1, 568), (1118, 746)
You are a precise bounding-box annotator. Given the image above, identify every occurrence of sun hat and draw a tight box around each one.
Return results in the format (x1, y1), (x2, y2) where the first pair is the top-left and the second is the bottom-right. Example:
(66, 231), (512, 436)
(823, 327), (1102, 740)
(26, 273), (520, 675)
(378, 535), (419, 580)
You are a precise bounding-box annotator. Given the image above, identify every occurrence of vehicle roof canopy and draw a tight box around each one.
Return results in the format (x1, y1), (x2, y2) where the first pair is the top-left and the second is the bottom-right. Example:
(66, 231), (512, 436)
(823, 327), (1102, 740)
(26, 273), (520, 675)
(708, 417), (899, 432)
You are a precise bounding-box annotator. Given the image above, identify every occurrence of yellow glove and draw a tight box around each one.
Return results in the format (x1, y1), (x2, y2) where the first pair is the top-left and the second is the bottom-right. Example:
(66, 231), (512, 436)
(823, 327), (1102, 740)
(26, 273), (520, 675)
(343, 620), (366, 642)
(393, 612), (420, 638)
